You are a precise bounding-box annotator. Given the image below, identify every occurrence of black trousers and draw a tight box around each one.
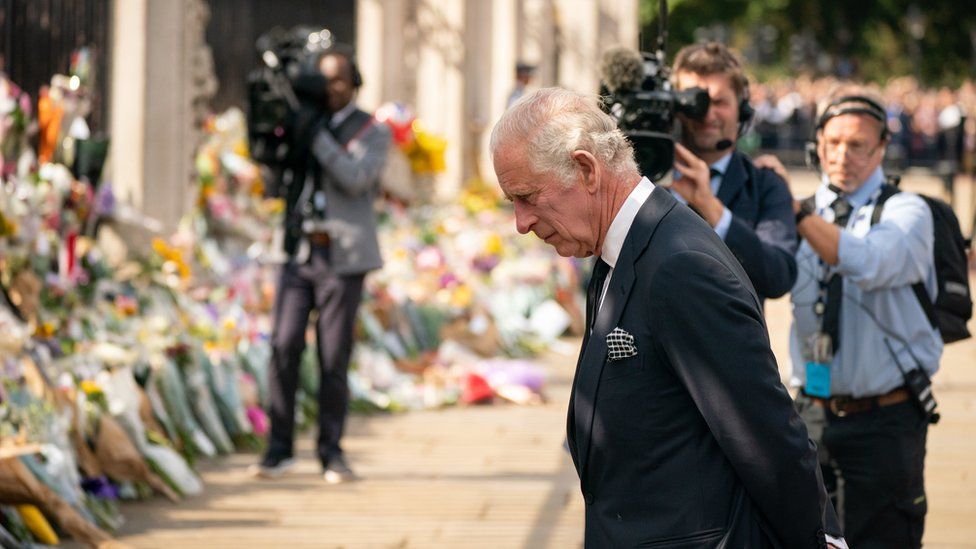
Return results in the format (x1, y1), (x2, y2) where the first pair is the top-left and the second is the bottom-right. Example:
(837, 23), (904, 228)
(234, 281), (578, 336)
(808, 399), (929, 549)
(267, 244), (365, 464)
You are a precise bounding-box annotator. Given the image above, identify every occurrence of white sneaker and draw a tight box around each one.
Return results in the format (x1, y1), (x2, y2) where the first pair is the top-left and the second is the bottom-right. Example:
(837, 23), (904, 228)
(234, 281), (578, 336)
(249, 456), (295, 479)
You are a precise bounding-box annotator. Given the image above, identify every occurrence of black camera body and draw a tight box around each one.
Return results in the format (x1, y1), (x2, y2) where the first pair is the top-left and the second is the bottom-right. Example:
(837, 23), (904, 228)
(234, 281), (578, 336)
(602, 53), (709, 182)
(599, 1), (710, 182)
(247, 26), (334, 179)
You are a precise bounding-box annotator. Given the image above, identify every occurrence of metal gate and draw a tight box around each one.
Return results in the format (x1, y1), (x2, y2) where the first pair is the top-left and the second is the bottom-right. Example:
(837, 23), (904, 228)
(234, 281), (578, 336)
(0, 0), (111, 133)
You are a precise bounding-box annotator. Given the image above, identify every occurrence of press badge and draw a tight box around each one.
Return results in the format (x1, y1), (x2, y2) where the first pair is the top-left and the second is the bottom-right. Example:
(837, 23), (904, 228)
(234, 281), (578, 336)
(805, 362), (832, 398)
(804, 332), (833, 398)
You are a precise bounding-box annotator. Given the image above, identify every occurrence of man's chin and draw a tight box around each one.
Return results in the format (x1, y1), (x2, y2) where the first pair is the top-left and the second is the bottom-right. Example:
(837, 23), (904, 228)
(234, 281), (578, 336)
(549, 242), (587, 258)
(689, 136), (724, 154)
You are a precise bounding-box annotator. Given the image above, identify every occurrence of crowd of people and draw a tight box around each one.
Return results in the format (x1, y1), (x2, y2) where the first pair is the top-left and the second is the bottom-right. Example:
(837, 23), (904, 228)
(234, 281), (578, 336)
(750, 75), (975, 175)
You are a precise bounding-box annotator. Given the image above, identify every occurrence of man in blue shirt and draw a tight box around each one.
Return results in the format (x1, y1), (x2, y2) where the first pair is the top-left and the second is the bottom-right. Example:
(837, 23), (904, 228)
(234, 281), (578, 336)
(670, 42), (798, 303)
(787, 85), (942, 548)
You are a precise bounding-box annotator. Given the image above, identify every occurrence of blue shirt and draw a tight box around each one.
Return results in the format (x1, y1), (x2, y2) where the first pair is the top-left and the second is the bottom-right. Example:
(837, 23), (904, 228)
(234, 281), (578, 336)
(671, 152), (733, 240)
(789, 167), (943, 397)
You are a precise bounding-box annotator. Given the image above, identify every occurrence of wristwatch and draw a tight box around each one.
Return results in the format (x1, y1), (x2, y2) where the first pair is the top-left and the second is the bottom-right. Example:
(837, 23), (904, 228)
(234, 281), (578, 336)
(795, 199), (816, 226)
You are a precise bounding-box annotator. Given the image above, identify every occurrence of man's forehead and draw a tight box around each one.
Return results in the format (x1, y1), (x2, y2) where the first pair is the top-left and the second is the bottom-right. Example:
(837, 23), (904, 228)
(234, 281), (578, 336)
(320, 54), (352, 77)
(676, 71), (733, 91)
(822, 112), (883, 135)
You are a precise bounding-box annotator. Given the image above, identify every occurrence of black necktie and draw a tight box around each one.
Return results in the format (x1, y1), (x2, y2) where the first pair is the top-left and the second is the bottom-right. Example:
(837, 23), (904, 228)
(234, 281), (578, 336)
(822, 197), (852, 353)
(585, 258), (611, 338)
(710, 167), (722, 179)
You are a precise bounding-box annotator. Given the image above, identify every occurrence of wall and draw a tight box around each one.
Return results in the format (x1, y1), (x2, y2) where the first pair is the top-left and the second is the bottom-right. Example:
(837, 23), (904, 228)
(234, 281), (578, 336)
(356, 0), (638, 199)
(108, 0), (638, 226)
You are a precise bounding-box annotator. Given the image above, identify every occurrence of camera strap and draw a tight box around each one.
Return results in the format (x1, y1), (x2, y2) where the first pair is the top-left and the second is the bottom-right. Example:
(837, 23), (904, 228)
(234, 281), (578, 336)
(340, 115), (376, 151)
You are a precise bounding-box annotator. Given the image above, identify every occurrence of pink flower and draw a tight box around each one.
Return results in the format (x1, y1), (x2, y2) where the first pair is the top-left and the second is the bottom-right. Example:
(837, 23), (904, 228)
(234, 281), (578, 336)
(246, 405), (269, 436)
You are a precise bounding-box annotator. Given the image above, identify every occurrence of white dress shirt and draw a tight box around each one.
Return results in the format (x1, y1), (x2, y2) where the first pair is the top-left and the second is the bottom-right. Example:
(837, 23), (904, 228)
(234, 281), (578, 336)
(598, 176), (656, 309)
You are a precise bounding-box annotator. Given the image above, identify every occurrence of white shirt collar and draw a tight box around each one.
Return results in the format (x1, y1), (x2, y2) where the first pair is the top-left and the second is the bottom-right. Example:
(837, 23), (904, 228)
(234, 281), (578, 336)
(330, 101), (358, 129)
(711, 151), (734, 175)
(601, 176), (655, 269)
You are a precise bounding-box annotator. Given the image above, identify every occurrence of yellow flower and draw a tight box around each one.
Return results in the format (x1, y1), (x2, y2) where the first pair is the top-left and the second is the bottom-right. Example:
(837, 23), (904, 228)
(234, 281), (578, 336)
(264, 198), (285, 215)
(484, 234), (503, 255)
(34, 322), (56, 338)
(233, 140), (250, 158)
(450, 284), (473, 308)
(80, 379), (102, 396)
(152, 238), (191, 281)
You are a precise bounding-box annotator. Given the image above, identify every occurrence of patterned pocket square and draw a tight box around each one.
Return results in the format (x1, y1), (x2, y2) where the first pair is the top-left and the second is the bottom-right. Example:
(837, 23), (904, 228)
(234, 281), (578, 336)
(606, 327), (638, 360)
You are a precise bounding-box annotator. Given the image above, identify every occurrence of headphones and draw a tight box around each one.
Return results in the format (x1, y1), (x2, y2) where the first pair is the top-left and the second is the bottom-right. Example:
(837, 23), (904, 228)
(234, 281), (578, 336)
(736, 88), (755, 138)
(806, 95), (889, 170)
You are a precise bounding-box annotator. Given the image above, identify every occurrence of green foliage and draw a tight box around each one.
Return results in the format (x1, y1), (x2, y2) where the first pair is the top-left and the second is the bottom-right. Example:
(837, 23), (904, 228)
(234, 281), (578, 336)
(639, 0), (976, 85)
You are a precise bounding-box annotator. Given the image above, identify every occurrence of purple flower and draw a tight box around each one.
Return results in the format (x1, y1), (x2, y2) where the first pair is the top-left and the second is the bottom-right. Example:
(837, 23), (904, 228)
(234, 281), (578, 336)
(81, 476), (119, 500)
(94, 184), (116, 216)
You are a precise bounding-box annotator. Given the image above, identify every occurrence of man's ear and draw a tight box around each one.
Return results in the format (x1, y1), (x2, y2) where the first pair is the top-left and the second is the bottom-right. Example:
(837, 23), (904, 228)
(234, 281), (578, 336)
(878, 136), (890, 160)
(571, 150), (600, 194)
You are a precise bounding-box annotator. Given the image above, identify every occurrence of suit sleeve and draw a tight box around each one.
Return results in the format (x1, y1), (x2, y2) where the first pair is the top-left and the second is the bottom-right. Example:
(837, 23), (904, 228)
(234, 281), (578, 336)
(651, 250), (839, 548)
(723, 169), (798, 299)
(311, 122), (392, 197)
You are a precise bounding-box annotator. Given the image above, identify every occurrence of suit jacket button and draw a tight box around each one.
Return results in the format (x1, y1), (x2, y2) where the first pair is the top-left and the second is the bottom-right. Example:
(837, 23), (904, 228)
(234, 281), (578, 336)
(584, 493), (594, 505)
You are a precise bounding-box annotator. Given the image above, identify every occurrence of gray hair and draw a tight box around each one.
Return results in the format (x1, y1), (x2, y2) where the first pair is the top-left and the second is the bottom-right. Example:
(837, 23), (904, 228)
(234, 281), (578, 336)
(490, 87), (637, 184)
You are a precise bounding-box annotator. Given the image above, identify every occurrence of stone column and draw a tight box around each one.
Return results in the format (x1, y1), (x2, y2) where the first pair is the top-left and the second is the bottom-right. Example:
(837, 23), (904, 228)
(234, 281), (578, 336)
(108, 0), (216, 232)
(351, 0), (637, 198)
(109, 0), (147, 209)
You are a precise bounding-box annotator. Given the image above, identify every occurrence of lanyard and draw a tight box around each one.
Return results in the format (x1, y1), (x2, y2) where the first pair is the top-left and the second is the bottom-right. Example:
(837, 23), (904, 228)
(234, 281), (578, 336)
(811, 184), (885, 332)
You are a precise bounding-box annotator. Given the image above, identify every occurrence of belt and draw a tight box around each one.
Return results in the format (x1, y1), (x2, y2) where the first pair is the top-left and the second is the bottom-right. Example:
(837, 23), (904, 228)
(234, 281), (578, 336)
(807, 387), (911, 417)
(307, 232), (331, 246)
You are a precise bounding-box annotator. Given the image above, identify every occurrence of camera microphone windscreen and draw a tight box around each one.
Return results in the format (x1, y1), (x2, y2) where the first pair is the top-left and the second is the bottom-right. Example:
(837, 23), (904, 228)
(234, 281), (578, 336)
(601, 46), (644, 94)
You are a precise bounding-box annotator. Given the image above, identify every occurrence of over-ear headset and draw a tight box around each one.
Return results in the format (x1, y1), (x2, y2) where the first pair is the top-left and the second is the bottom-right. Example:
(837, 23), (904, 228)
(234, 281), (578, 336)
(712, 82), (755, 151)
(736, 89), (755, 138)
(806, 95), (889, 170)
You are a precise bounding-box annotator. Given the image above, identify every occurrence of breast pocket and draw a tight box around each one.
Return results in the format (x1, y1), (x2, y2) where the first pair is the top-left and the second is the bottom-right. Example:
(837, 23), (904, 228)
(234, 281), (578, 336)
(600, 352), (645, 382)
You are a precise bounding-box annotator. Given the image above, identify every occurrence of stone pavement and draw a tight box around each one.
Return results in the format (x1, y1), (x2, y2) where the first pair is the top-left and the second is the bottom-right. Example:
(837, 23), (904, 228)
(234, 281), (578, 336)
(112, 341), (586, 548)
(111, 170), (976, 548)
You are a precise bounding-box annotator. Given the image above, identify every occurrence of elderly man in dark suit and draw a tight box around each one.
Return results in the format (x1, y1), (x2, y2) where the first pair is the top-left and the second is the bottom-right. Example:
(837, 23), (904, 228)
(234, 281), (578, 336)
(251, 46), (391, 484)
(670, 42), (797, 303)
(491, 87), (844, 548)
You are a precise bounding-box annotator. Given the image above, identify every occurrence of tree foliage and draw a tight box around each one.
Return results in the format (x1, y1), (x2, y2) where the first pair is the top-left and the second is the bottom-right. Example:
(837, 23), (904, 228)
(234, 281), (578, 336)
(640, 0), (976, 86)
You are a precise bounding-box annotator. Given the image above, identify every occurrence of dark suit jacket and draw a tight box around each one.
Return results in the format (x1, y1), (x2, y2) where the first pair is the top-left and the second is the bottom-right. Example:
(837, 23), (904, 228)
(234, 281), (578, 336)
(568, 186), (840, 548)
(716, 151), (797, 302)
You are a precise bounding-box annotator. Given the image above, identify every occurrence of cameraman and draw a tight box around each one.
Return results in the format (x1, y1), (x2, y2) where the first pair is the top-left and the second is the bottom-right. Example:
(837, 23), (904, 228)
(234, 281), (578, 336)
(670, 42), (797, 303)
(251, 46), (391, 483)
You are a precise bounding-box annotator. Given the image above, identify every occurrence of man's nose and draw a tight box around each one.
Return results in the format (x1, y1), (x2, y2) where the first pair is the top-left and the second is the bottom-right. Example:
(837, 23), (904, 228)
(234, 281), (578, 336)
(513, 202), (534, 234)
(833, 143), (854, 160)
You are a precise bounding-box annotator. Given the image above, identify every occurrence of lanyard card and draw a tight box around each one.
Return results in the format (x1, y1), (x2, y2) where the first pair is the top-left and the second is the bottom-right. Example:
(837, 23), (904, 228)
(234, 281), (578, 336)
(805, 362), (832, 398)
(804, 332), (833, 398)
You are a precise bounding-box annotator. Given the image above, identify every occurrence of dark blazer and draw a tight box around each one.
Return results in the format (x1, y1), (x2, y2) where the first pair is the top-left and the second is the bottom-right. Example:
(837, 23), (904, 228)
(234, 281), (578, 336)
(568, 186), (840, 548)
(716, 151), (797, 302)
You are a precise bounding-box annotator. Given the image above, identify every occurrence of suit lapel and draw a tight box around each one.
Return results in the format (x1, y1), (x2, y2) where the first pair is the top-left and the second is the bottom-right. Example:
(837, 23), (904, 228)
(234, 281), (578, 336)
(715, 151), (747, 207)
(572, 186), (676, 484)
(566, 268), (603, 476)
